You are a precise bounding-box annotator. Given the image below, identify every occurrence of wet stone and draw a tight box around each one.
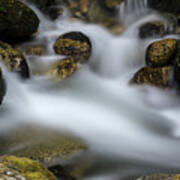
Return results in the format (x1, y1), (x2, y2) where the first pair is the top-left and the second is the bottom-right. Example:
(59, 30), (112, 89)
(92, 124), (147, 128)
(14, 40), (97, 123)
(47, 58), (79, 81)
(131, 66), (172, 88)
(0, 67), (6, 105)
(54, 31), (92, 63)
(146, 39), (178, 67)
(139, 21), (166, 39)
(0, 41), (30, 78)
(25, 45), (46, 56)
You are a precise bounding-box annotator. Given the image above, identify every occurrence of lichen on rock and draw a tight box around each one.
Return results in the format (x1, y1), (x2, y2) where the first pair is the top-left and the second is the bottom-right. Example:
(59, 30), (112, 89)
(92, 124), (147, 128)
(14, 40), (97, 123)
(0, 41), (30, 78)
(54, 31), (92, 63)
(131, 66), (172, 88)
(146, 39), (178, 67)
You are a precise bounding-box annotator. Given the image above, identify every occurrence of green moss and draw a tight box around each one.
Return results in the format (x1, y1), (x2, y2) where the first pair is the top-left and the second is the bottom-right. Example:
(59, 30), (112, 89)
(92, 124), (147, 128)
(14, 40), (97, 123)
(1, 156), (57, 180)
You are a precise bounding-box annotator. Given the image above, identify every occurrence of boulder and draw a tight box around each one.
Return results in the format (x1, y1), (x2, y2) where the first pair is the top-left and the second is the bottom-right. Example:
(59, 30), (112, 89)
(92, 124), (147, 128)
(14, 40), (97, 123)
(0, 0), (39, 43)
(47, 58), (79, 81)
(139, 21), (166, 39)
(146, 39), (178, 67)
(131, 66), (172, 88)
(54, 31), (92, 63)
(0, 156), (57, 180)
(0, 41), (30, 78)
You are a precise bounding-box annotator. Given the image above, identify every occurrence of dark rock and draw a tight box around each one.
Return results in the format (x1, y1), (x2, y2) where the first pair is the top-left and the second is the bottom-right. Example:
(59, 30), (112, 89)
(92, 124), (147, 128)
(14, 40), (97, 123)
(139, 21), (166, 39)
(54, 32), (92, 63)
(0, 67), (6, 105)
(0, 41), (30, 78)
(49, 165), (76, 180)
(131, 66), (172, 88)
(146, 39), (178, 67)
(0, 0), (39, 43)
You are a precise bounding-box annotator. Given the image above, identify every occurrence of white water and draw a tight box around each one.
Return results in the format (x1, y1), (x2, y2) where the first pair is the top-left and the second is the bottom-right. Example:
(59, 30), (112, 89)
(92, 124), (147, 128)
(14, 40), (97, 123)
(1, 0), (180, 179)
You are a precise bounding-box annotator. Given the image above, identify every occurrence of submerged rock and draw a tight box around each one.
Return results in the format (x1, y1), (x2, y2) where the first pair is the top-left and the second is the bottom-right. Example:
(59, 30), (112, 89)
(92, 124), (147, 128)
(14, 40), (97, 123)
(54, 32), (92, 63)
(0, 0), (39, 43)
(146, 39), (178, 67)
(47, 58), (79, 81)
(0, 156), (57, 180)
(0, 67), (6, 105)
(131, 66), (172, 88)
(139, 21), (166, 39)
(0, 41), (30, 78)
(25, 44), (46, 56)
(137, 174), (180, 180)
(64, 0), (119, 27)
(0, 124), (86, 167)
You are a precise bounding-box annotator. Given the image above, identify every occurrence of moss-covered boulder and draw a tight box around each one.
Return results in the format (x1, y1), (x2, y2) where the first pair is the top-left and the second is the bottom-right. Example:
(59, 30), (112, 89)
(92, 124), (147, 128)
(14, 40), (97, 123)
(47, 58), (79, 81)
(139, 21), (166, 39)
(0, 41), (30, 78)
(146, 39), (178, 67)
(0, 0), (39, 43)
(0, 67), (6, 105)
(54, 32), (92, 63)
(137, 174), (180, 180)
(0, 156), (57, 180)
(131, 66), (172, 88)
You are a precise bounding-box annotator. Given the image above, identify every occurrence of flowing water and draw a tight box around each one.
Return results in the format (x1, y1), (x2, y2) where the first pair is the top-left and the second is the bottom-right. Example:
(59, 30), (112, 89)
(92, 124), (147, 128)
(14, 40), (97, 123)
(1, 0), (180, 179)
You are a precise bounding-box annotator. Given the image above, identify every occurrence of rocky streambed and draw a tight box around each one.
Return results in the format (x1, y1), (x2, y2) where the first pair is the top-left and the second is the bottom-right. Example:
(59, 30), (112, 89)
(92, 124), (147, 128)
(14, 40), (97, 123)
(1, 0), (180, 180)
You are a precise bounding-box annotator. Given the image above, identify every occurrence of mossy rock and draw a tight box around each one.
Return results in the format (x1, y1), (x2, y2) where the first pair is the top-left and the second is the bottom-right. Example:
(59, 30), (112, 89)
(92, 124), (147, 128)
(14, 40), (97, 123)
(0, 156), (57, 180)
(139, 21), (166, 39)
(146, 39), (178, 67)
(105, 0), (124, 9)
(0, 67), (6, 105)
(131, 66), (172, 88)
(0, 124), (86, 167)
(137, 174), (180, 180)
(0, 41), (30, 78)
(54, 31), (92, 63)
(0, 0), (39, 43)
(47, 58), (79, 81)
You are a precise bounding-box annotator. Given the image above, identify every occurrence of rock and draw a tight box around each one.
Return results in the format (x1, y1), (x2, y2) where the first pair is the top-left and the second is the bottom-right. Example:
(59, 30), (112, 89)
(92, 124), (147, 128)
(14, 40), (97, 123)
(0, 124), (86, 167)
(0, 0), (39, 43)
(105, 0), (124, 9)
(27, 0), (63, 20)
(25, 45), (46, 56)
(139, 21), (166, 39)
(146, 39), (178, 67)
(0, 41), (30, 78)
(54, 31), (92, 63)
(174, 47), (180, 85)
(131, 66), (172, 88)
(137, 174), (180, 180)
(0, 156), (57, 180)
(64, 0), (119, 27)
(49, 165), (76, 180)
(148, 0), (180, 15)
(47, 58), (79, 81)
(0, 67), (6, 105)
